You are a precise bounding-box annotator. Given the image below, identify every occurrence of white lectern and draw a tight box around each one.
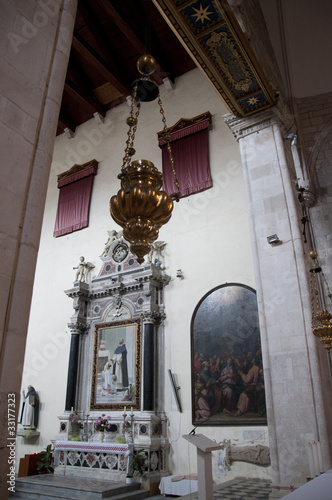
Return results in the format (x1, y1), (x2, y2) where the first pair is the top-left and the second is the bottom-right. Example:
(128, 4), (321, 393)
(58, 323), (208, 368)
(183, 434), (223, 500)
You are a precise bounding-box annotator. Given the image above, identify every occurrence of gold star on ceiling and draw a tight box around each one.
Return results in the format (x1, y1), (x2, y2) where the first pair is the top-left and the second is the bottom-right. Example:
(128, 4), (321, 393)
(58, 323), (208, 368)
(191, 3), (214, 24)
(247, 96), (259, 106)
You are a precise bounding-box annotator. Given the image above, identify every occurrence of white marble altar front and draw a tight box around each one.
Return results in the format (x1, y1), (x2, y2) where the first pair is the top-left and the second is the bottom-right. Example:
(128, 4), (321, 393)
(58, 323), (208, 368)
(54, 440), (133, 480)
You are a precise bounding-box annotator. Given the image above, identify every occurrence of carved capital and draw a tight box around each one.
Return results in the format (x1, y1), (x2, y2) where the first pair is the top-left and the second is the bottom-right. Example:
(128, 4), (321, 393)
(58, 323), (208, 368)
(224, 101), (294, 141)
(68, 322), (89, 335)
(141, 310), (165, 324)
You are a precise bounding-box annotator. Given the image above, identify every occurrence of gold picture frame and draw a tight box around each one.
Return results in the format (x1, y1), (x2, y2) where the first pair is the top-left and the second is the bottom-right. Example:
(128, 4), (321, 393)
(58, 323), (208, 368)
(90, 318), (142, 411)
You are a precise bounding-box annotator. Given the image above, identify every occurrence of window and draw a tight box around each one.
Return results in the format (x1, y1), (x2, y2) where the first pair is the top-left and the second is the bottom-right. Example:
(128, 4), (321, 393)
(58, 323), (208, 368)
(157, 111), (212, 198)
(53, 159), (98, 237)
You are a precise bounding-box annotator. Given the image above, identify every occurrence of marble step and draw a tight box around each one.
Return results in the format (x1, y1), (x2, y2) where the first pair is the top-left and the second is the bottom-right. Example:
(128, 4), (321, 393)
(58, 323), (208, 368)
(10, 475), (149, 500)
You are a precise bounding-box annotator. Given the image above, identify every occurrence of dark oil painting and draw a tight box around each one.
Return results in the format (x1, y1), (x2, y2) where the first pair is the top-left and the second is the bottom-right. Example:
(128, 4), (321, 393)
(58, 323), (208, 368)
(191, 283), (267, 426)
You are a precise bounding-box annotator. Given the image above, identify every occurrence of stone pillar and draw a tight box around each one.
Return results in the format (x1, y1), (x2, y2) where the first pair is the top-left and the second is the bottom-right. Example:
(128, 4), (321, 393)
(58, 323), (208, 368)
(65, 325), (82, 412)
(0, 1), (77, 498)
(224, 109), (332, 497)
(142, 315), (156, 411)
(64, 281), (90, 412)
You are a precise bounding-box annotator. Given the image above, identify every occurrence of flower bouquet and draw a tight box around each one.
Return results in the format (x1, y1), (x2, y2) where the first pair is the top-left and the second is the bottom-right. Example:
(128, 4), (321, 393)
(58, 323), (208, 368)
(70, 417), (83, 441)
(123, 417), (131, 431)
(94, 414), (111, 432)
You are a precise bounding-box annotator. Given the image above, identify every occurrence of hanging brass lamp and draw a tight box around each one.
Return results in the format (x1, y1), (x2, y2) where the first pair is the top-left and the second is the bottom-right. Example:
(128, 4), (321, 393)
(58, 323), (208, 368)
(110, 55), (179, 264)
(309, 251), (332, 351)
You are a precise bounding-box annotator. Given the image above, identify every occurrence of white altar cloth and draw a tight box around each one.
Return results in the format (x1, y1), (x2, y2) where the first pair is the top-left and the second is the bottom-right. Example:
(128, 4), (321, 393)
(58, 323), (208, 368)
(159, 475), (198, 496)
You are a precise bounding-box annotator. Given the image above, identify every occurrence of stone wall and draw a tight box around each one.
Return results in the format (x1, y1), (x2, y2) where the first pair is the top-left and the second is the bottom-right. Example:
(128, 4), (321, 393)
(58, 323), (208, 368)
(297, 92), (332, 302)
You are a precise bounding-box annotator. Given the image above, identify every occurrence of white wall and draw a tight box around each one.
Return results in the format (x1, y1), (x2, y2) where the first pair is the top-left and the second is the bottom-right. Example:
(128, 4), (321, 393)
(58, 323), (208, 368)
(17, 68), (270, 481)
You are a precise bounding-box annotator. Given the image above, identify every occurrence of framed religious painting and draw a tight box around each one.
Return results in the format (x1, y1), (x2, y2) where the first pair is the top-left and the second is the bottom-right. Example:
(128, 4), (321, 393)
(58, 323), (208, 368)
(90, 318), (142, 411)
(191, 283), (267, 426)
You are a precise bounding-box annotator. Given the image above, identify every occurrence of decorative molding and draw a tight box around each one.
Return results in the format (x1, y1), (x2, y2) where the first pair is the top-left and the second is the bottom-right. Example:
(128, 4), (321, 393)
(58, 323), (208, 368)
(223, 108), (282, 140)
(152, 0), (277, 116)
(157, 111), (212, 140)
(57, 159), (98, 187)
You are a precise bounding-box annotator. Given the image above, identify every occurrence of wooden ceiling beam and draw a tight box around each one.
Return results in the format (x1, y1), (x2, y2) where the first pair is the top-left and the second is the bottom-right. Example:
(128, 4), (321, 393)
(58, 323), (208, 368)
(68, 54), (106, 117)
(58, 107), (77, 133)
(64, 80), (105, 118)
(72, 34), (129, 96)
(96, 0), (146, 54)
(78, 0), (132, 90)
(123, 0), (176, 83)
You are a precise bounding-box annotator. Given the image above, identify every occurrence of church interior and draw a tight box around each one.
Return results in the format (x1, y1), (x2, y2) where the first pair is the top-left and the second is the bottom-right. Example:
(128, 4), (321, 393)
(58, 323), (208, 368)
(1, 1), (332, 499)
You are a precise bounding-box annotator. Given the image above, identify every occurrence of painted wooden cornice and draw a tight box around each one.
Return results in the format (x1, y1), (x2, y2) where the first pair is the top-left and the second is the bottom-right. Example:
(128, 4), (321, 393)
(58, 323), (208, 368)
(152, 0), (277, 116)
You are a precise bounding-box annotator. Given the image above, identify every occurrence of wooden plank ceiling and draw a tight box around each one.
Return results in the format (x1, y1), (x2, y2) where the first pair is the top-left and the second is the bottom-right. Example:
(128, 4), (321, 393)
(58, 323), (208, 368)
(57, 0), (196, 135)
(58, 0), (277, 136)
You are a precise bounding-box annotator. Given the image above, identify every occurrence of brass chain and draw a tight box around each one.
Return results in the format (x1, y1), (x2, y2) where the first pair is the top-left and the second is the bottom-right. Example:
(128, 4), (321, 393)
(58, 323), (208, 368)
(321, 270), (332, 301)
(309, 273), (320, 323)
(157, 94), (180, 191)
(122, 85), (141, 170)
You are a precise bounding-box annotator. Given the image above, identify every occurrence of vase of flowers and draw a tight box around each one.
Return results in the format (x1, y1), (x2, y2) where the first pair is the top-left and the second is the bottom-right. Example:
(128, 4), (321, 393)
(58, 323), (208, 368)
(70, 417), (83, 441)
(123, 417), (132, 443)
(94, 414), (111, 441)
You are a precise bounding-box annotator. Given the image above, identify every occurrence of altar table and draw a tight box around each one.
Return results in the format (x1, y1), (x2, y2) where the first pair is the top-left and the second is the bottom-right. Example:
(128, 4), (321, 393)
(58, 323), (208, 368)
(54, 440), (133, 474)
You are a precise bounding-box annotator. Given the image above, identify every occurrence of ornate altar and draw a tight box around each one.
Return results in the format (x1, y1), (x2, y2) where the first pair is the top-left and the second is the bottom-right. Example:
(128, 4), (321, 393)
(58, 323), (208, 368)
(55, 232), (171, 490)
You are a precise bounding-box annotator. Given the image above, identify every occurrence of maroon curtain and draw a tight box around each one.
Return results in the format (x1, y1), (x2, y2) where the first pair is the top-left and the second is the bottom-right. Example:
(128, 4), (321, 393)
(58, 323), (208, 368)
(159, 119), (212, 197)
(53, 175), (95, 237)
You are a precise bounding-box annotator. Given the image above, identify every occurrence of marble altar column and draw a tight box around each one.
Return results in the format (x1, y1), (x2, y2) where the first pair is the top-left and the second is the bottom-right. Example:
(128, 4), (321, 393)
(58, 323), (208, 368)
(64, 281), (90, 412)
(224, 109), (332, 497)
(65, 325), (82, 412)
(142, 316), (156, 411)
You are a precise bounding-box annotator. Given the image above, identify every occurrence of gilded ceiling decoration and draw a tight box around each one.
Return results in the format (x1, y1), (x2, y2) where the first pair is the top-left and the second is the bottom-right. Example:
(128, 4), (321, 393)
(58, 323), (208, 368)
(152, 0), (277, 116)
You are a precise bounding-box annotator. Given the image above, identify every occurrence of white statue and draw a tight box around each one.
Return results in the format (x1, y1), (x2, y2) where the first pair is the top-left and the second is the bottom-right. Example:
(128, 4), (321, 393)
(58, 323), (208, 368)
(20, 386), (39, 429)
(73, 256), (95, 282)
(73, 256), (86, 281)
(148, 241), (166, 265)
(100, 230), (123, 257)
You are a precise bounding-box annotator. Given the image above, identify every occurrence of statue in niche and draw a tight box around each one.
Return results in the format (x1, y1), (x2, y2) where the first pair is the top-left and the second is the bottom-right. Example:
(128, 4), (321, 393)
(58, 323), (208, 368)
(100, 230), (123, 257)
(73, 256), (95, 282)
(20, 386), (39, 429)
(148, 241), (166, 266)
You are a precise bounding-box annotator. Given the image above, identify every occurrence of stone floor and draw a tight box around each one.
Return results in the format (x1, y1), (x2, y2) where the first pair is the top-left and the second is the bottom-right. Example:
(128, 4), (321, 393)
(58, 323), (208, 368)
(151, 477), (272, 500)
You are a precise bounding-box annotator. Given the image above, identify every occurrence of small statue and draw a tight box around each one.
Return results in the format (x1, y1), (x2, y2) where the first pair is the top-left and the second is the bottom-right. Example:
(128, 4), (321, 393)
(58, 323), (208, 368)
(148, 241), (166, 265)
(20, 386), (39, 429)
(73, 256), (95, 282)
(73, 256), (86, 281)
(100, 230), (123, 257)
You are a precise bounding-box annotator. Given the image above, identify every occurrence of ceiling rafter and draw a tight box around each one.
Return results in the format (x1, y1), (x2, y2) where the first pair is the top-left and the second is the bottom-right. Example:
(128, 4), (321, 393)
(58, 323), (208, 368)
(58, 107), (77, 134)
(72, 33), (130, 96)
(78, 0), (132, 91)
(64, 80), (105, 118)
(67, 54), (106, 117)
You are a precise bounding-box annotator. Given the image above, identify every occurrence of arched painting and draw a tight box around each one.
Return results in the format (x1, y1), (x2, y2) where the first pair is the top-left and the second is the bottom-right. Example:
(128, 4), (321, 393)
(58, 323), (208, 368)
(191, 283), (267, 426)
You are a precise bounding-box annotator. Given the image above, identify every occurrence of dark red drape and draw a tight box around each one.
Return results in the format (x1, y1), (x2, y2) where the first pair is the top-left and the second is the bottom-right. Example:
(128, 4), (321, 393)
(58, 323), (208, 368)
(159, 120), (212, 197)
(53, 175), (94, 237)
